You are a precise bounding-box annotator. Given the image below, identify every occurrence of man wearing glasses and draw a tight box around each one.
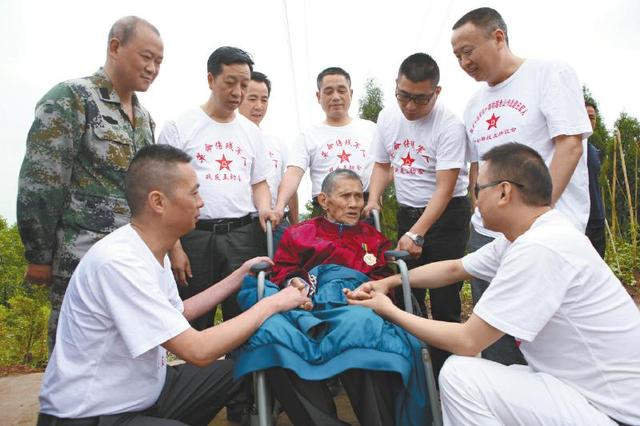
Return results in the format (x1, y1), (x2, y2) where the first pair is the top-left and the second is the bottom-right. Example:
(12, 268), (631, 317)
(348, 143), (640, 426)
(364, 53), (471, 378)
(451, 7), (592, 366)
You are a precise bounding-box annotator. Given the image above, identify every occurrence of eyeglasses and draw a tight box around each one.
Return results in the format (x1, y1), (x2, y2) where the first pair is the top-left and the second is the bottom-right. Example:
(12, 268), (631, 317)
(395, 90), (436, 106)
(474, 180), (524, 199)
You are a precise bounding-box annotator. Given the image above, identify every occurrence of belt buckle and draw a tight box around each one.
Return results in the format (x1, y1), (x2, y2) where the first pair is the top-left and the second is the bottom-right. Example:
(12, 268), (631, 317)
(213, 222), (231, 234)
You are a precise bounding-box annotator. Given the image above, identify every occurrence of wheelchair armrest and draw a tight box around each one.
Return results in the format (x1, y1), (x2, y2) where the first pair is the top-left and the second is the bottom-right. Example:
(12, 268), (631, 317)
(384, 250), (411, 261)
(250, 261), (273, 274)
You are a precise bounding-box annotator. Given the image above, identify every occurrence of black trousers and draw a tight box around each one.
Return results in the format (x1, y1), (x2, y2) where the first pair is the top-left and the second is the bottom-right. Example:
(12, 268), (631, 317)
(266, 368), (401, 426)
(179, 220), (267, 330)
(586, 222), (606, 259)
(37, 361), (243, 426)
(396, 196), (471, 379)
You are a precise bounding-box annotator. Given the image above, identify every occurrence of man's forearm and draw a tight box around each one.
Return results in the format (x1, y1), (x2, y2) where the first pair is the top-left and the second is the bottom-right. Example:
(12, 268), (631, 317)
(379, 259), (469, 292)
(252, 180), (272, 213)
(276, 167), (304, 211)
(166, 298), (281, 366)
(409, 169), (458, 236)
(288, 191), (299, 224)
(182, 266), (246, 321)
(549, 135), (583, 205)
(385, 309), (496, 356)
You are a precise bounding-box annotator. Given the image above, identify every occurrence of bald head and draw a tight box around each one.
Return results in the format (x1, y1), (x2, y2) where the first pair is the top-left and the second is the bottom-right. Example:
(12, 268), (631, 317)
(108, 16), (160, 47)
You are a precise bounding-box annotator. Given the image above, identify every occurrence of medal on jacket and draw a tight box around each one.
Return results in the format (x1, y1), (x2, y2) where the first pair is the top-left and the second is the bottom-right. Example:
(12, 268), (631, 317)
(362, 243), (377, 266)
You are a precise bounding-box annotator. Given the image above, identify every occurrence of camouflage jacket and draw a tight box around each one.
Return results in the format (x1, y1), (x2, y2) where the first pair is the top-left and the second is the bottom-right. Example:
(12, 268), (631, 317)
(17, 68), (155, 265)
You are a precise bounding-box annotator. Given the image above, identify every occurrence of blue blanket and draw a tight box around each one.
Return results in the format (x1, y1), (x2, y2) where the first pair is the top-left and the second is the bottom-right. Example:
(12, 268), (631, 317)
(235, 264), (430, 425)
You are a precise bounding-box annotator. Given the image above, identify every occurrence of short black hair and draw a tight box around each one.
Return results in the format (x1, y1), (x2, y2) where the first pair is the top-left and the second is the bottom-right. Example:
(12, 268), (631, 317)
(320, 169), (362, 195)
(108, 16), (159, 46)
(316, 67), (351, 90)
(481, 142), (552, 207)
(251, 71), (272, 96)
(452, 7), (509, 45)
(584, 99), (598, 112)
(398, 53), (440, 85)
(125, 145), (192, 216)
(207, 46), (254, 77)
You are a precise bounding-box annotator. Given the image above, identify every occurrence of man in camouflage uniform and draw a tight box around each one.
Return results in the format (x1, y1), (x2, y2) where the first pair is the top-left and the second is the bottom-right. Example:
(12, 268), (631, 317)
(17, 16), (164, 351)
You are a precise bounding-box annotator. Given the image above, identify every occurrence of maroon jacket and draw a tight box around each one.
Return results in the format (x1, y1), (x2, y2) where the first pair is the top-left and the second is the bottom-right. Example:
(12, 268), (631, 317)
(271, 216), (394, 286)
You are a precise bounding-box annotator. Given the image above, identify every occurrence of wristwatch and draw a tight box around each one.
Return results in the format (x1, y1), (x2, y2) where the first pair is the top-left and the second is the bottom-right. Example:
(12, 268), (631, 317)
(404, 232), (424, 246)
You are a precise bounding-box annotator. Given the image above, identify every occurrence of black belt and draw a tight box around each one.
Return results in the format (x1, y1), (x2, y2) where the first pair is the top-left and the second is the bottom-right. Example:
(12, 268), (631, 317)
(37, 413), (99, 426)
(195, 213), (256, 234)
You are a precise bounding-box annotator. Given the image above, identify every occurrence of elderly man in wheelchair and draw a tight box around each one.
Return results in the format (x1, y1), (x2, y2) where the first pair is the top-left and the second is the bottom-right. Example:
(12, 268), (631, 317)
(234, 169), (430, 426)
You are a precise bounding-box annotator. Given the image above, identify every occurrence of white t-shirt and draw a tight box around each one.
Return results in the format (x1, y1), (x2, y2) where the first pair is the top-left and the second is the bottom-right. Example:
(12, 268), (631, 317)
(287, 118), (376, 196)
(463, 59), (592, 237)
(372, 103), (469, 207)
(39, 225), (190, 418)
(264, 133), (287, 209)
(158, 109), (272, 219)
(462, 210), (640, 425)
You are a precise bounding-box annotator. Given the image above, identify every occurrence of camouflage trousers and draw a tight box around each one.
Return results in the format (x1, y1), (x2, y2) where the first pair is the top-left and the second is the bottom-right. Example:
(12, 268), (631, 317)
(48, 226), (110, 353)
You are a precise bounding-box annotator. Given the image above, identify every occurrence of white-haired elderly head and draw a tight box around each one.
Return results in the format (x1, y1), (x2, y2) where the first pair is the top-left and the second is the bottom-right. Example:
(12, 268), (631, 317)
(317, 169), (364, 226)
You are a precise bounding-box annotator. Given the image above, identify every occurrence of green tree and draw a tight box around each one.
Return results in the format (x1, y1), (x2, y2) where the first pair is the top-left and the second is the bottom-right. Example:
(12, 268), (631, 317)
(0, 217), (27, 305)
(0, 215), (50, 367)
(358, 78), (399, 240)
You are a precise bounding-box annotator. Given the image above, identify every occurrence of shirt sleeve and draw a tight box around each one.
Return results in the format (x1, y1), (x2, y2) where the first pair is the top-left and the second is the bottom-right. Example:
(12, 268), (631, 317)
(286, 132), (310, 170)
(462, 236), (508, 282)
(473, 242), (572, 342)
(157, 120), (181, 148)
(540, 62), (593, 140)
(97, 258), (190, 358)
(17, 83), (84, 264)
(270, 226), (312, 286)
(435, 118), (468, 171)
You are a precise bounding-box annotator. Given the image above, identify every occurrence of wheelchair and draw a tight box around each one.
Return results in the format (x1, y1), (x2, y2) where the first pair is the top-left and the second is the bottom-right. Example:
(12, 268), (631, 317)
(249, 213), (443, 426)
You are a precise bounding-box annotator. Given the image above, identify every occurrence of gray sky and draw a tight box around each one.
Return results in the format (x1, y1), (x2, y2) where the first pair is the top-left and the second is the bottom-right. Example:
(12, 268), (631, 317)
(1, 0), (639, 224)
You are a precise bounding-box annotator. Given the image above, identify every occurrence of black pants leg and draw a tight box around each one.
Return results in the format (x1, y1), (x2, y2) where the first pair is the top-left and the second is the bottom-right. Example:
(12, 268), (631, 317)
(266, 368), (346, 426)
(340, 369), (400, 426)
(396, 197), (471, 379)
(95, 360), (243, 426)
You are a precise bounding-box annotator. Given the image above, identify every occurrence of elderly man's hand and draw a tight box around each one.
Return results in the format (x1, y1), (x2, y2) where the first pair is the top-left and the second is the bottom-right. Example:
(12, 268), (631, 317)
(396, 235), (423, 258)
(288, 278), (314, 310)
(25, 264), (52, 285)
(347, 289), (395, 317)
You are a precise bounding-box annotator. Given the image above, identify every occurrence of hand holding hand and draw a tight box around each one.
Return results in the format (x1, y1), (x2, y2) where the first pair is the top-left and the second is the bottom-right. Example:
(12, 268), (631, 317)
(273, 284), (312, 312)
(346, 289), (395, 317)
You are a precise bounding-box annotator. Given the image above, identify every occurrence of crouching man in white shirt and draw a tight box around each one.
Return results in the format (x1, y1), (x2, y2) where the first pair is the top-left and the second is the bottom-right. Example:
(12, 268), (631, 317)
(37, 145), (310, 426)
(346, 142), (640, 426)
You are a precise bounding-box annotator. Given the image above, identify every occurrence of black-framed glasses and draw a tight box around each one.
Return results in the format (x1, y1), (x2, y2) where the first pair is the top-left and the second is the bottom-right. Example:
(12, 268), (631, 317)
(474, 180), (524, 199)
(395, 89), (436, 106)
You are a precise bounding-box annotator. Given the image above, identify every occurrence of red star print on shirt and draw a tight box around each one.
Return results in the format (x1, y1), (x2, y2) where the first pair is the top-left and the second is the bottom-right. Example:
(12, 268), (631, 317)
(401, 153), (415, 167)
(486, 113), (500, 130)
(337, 149), (352, 163)
(215, 154), (233, 171)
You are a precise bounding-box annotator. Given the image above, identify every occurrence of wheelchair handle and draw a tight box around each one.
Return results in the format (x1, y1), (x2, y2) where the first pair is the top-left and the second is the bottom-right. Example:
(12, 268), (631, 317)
(250, 261), (273, 274)
(371, 209), (381, 232)
(384, 250), (411, 261)
(266, 220), (274, 259)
